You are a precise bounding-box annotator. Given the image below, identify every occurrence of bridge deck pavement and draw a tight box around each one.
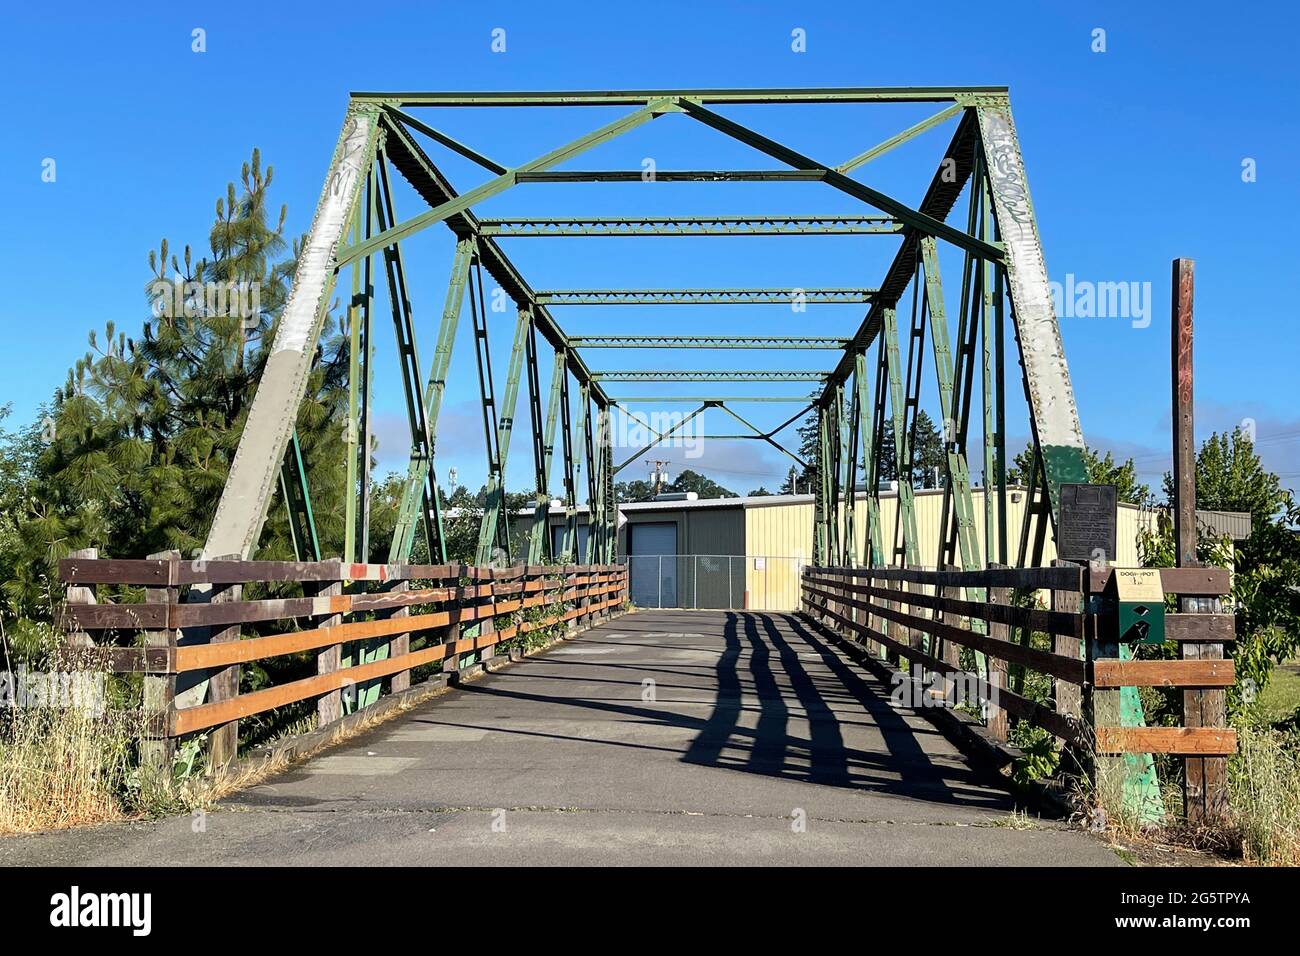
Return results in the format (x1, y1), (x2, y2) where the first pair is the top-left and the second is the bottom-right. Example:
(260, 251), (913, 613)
(0, 610), (1122, 866)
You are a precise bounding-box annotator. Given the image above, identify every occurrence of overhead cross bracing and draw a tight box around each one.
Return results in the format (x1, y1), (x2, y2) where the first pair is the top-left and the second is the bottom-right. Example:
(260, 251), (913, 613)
(202, 86), (1087, 586)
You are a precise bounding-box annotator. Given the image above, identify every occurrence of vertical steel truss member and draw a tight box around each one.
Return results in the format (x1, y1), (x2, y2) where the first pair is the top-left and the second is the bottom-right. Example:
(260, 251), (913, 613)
(558, 369), (578, 561)
(596, 404), (616, 562)
(919, 237), (980, 574)
(813, 407), (828, 565)
(375, 152), (446, 564)
(975, 104), (1087, 517)
(527, 348), (566, 563)
(279, 430), (321, 562)
(476, 292), (530, 566)
(389, 238), (473, 561)
(843, 380), (860, 566)
(882, 306), (920, 566)
(866, 336), (890, 568)
(344, 167), (375, 563)
(580, 384), (597, 563)
(855, 351), (885, 567)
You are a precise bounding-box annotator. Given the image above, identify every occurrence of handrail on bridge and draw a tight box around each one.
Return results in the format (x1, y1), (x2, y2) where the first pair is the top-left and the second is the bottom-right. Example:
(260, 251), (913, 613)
(57, 553), (628, 770)
(800, 563), (1236, 822)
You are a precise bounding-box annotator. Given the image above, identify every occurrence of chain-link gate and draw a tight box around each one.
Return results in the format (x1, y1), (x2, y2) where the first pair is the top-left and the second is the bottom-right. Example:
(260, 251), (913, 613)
(623, 555), (807, 610)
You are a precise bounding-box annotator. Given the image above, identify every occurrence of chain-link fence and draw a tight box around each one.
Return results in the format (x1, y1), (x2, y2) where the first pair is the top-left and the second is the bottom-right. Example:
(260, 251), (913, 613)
(622, 555), (806, 611)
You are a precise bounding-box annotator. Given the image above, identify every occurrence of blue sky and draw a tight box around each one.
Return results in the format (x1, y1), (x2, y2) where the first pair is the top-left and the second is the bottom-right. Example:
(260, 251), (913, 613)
(2, 1), (1297, 496)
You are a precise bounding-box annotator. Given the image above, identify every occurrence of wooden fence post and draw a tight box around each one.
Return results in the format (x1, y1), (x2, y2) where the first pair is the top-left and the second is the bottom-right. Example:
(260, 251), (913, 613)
(63, 547), (99, 649)
(387, 578), (412, 693)
(208, 554), (243, 768)
(986, 578), (1010, 742)
(141, 549), (180, 771)
(311, 560), (345, 726)
(1051, 559), (1083, 721)
(939, 565), (962, 706)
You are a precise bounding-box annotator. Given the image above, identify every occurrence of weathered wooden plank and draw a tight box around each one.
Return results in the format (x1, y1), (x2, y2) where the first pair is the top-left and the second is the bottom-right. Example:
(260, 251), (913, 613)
(1087, 566), (1230, 597)
(1164, 613), (1235, 643)
(172, 643), (453, 736)
(813, 563), (1082, 592)
(803, 573), (1084, 637)
(59, 558), (172, 586)
(1092, 658), (1235, 689)
(806, 599), (1087, 746)
(1095, 726), (1237, 756)
(801, 581), (1086, 684)
(173, 600), (502, 672)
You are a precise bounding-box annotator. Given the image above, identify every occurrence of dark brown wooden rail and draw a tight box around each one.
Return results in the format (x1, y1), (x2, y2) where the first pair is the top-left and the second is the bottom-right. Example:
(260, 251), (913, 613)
(59, 551), (628, 767)
(800, 563), (1236, 819)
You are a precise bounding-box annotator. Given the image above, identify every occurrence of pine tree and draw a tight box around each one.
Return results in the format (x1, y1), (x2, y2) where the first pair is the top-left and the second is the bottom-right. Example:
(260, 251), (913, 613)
(5, 150), (350, 624)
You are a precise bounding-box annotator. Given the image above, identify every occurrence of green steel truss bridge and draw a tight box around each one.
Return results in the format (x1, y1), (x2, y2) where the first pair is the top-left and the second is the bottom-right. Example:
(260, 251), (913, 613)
(42, 87), (1234, 845)
(202, 86), (1090, 576)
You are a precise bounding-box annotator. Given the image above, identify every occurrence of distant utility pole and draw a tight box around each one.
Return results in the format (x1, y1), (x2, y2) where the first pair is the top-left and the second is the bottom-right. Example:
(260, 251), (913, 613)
(646, 459), (671, 496)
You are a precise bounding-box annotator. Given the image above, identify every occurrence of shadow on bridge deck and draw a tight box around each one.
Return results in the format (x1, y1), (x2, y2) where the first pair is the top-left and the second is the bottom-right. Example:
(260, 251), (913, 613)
(0, 609), (1123, 866)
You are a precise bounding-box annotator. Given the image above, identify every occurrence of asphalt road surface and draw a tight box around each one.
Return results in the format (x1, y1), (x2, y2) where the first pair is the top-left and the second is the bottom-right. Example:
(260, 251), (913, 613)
(1, 610), (1122, 866)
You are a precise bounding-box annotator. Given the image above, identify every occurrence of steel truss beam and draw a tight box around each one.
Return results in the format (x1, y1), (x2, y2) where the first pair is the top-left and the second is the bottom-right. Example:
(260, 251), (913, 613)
(594, 371), (826, 382)
(612, 395), (811, 403)
(676, 99), (1003, 261)
(338, 98), (674, 267)
(378, 112), (608, 404)
(537, 289), (876, 306)
(570, 336), (846, 349)
(517, 170), (825, 183)
(479, 217), (901, 237)
(352, 87), (1009, 107)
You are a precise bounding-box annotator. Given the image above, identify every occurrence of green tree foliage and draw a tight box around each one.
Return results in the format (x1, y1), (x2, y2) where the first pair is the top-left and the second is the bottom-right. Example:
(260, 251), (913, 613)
(1141, 428), (1300, 718)
(783, 407), (943, 493)
(1010, 442), (1151, 505)
(614, 479), (655, 503)
(1162, 428), (1288, 526)
(3, 150), (350, 630)
(667, 469), (736, 499)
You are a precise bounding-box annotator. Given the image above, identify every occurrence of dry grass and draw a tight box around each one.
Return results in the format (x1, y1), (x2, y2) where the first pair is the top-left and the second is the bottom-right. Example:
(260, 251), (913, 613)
(1225, 721), (1300, 866)
(1073, 719), (1300, 866)
(0, 701), (137, 834)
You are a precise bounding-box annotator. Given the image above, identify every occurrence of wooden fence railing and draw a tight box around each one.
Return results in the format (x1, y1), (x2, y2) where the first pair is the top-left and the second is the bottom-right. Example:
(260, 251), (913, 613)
(58, 551), (628, 768)
(800, 562), (1236, 821)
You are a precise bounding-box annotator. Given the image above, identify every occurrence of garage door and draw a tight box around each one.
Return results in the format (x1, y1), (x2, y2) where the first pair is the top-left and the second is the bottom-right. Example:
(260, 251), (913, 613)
(628, 522), (677, 608)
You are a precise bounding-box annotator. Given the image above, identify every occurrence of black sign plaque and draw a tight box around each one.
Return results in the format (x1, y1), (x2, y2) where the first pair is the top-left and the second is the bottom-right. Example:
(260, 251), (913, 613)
(1057, 483), (1117, 562)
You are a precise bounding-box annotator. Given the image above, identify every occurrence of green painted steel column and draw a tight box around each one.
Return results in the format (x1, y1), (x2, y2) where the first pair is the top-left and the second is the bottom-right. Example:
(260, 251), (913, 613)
(855, 351), (885, 567)
(813, 407), (828, 566)
(527, 349), (566, 563)
(477, 306), (531, 565)
(390, 238), (473, 561)
(881, 307), (920, 566)
(919, 237), (981, 574)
